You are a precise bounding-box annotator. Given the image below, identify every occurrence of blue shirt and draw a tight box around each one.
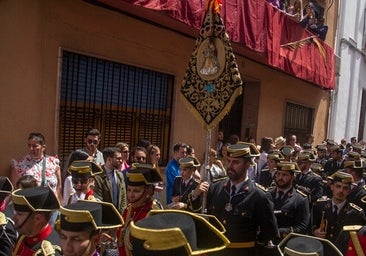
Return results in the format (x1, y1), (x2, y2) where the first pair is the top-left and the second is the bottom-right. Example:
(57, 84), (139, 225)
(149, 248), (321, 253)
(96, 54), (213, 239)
(165, 159), (180, 204)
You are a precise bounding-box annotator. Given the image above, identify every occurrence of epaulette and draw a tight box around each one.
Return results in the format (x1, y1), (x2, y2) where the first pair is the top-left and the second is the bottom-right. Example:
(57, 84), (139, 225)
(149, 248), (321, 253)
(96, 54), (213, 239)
(312, 172), (322, 178)
(316, 196), (329, 202)
(211, 176), (227, 183)
(350, 203), (363, 212)
(255, 183), (268, 192)
(0, 212), (6, 225)
(361, 194), (366, 204)
(34, 240), (62, 256)
(296, 189), (307, 197)
(343, 225), (363, 232)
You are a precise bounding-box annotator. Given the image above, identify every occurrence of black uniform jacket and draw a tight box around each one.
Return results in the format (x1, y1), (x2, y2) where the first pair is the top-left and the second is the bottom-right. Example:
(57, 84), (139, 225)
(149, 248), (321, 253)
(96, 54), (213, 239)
(312, 198), (366, 254)
(269, 186), (309, 237)
(295, 170), (324, 205)
(206, 178), (278, 244)
(172, 176), (199, 204)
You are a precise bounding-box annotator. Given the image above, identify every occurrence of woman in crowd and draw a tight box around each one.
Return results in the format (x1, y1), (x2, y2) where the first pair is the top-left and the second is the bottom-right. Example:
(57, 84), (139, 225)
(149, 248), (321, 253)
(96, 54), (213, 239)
(11, 132), (63, 201)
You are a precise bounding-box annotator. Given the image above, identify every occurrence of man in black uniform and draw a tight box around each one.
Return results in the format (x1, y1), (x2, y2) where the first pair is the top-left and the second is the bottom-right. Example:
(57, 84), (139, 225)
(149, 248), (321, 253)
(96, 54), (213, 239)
(296, 151), (324, 206)
(169, 156), (201, 211)
(324, 145), (344, 176)
(259, 151), (281, 188)
(191, 142), (278, 256)
(269, 162), (309, 242)
(312, 171), (366, 254)
(344, 159), (366, 212)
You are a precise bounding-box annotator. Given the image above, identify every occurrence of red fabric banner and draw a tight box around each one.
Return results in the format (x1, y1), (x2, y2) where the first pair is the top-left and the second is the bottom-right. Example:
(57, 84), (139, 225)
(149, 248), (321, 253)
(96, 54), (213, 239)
(119, 0), (335, 89)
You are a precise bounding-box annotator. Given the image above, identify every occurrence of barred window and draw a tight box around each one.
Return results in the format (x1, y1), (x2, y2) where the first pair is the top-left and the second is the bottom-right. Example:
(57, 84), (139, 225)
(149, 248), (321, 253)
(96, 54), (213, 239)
(59, 51), (173, 169)
(284, 102), (314, 145)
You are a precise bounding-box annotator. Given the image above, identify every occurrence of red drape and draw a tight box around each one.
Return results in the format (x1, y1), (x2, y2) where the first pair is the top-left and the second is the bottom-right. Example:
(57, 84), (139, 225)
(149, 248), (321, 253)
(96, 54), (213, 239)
(118, 0), (335, 89)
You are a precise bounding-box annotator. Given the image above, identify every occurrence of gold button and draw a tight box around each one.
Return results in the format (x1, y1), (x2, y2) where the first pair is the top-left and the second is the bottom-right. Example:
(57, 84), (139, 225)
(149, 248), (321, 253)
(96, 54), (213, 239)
(348, 246), (353, 251)
(144, 241), (151, 249)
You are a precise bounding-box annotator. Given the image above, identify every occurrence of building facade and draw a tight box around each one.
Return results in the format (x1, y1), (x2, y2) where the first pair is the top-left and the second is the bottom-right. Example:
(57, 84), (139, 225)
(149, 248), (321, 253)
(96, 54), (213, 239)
(0, 0), (338, 176)
(329, 0), (366, 143)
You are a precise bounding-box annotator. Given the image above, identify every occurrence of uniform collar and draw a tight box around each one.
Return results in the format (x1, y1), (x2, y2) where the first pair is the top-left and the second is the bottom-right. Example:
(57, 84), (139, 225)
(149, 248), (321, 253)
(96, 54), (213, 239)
(25, 223), (52, 246)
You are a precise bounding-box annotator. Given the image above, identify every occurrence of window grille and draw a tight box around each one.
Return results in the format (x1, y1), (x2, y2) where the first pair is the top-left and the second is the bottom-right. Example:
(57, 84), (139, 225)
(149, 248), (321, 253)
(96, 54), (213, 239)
(284, 102), (314, 145)
(59, 51), (173, 170)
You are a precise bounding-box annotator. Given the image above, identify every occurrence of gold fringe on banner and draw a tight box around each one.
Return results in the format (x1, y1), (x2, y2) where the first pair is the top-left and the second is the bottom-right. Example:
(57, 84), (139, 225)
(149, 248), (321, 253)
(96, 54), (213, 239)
(180, 0), (243, 130)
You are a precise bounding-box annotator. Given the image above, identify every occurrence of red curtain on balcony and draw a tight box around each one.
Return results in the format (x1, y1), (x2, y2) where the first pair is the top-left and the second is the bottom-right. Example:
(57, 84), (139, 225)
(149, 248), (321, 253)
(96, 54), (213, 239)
(111, 0), (335, 89)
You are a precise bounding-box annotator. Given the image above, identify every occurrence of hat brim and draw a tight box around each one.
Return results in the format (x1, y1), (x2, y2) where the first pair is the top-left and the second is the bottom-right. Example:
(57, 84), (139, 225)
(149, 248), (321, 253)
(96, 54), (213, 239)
(130, 209), (229, 255)
(277, 233), (343, 256)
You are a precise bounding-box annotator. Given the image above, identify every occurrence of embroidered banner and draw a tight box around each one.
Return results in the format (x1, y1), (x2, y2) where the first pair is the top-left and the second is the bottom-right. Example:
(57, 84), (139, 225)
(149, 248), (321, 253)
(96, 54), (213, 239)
(180, 0), (243, 129)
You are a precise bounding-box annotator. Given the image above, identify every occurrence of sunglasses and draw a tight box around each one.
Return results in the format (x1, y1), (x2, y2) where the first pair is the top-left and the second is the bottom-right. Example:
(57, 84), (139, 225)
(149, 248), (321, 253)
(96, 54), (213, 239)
(72, 178), (89, 184)
(87, 139), (99, 145)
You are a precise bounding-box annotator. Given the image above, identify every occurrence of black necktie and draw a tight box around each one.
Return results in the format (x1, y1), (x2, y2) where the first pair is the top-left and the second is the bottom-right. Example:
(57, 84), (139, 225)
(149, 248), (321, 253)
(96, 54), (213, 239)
(333, 205), (338, 216)
(278, 191), (284, 201)
(231, 185), (236, 197)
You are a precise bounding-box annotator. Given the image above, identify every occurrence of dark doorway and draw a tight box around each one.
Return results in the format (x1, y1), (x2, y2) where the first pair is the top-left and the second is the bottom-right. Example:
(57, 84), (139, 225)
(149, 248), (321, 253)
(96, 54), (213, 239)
(219, 94), (243, 143)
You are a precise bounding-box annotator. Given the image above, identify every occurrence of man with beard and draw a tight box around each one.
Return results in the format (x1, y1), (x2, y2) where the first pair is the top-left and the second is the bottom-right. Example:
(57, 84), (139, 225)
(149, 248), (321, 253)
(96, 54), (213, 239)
(93, 147), (127, 214)
(191, 142), (278, 256)
(81, 128), (104, 166)
(312, 171), (366, 254)
(296, 151), (324, 206)
(268, 162), (309, 243)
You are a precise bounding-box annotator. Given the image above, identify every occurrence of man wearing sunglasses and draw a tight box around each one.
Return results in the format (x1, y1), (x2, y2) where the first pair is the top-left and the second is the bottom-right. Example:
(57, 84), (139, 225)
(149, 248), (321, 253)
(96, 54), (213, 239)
(82, 128), (104, 166)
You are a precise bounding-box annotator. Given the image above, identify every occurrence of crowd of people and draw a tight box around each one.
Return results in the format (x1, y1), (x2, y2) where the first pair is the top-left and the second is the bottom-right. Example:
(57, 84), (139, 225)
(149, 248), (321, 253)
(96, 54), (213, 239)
(267, 0), (328, 41)
(2, 129), (366, 255)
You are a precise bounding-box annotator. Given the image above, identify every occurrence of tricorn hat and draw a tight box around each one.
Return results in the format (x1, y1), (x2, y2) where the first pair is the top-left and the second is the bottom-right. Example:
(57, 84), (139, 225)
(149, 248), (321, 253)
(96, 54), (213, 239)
(0, 177), (13, 202)
(311, 163), (325, 172)
(227, 142), (260, 159)
(344, 159), (365, 169)
(277, 232), (342, 256)
(68, 160), (103, 180)
(127, 163), (164, 186)
(316, 144), (327, 151)
(277, 161), (301, 173)
(12, 186), (60, 212)
(130, 209), (229, 256)
(281, 145), (294, 157)
(329, 171), (355, 185)
(179, 156), (201, 169)
(347, 151), (361, 160)
(297, 151), (316, 162)
(60, 200), (123, 232)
